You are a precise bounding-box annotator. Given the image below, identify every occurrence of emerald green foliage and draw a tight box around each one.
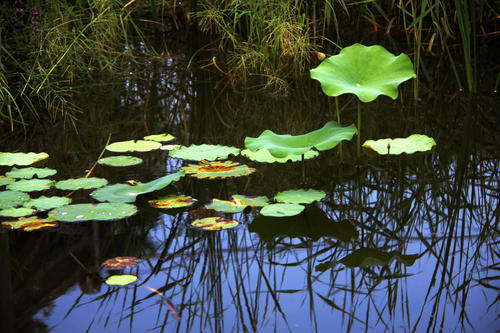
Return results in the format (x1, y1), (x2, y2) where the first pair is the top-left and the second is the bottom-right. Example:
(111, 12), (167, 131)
(0, 191), (30, 209)
(98, 156), (143, 167)
(0, 207), (35, 218)
(0, 176), (15, 186)
(105, 275), (138, 286)
(205, 199), (246, 213)
(23, 196), (72, 211)
(169, 144), (240, 161)
(6, 167), (57, 179)
(242, 148), (319, 163)
(362, 135), (437, 155)
(260, 203), (305, 217)
(0, 152), (49, 166)
(106, 140), (162, 153)
(7, 179), (54, 192)
(275, 189), (326, 204)
(50, 203), (137, 222)
(55, 177), (108, 190)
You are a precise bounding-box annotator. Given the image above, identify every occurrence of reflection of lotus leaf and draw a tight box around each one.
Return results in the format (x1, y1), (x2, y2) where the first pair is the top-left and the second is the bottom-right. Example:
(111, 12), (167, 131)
(148, 194), (197, 209)
(0, 152), (49, 166)
(98, 156), (143, 167)
(242, 148), (319, 163)
(170, 144), (240, 161)
(182, 161), (255, 179)
(205, 199), (246, 213)
(7, 179), (54, 192)
(260, 203), (305, 217)
(0, 191), (30, 209)
(55, 177), (108, 190)
(232, 195), (269, 207)
(0, 207), (35, 217)
(105, 274), (137, 286)
(106, 140), (162, 152)
(2, 216), (58, 231)
(143, 133), (175, 142)
(362, 134), (436, 155)
(23, 195), (72, 210)
(101, 257), (141, 269)
(191, 217), (239, 230)
(0, 176), (15, 186)
(310, 43), (416, 102)
(50, 203), (137, 222)
(245, 121), (357, 158)
(6, 167), (57, 179)
(275, 189), (326, 204)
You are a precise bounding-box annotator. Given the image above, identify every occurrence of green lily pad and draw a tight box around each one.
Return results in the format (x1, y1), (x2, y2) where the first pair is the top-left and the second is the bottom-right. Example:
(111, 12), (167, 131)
(191, 217), (239, 231)
(55, 177), (108, 190)
(91, 171), (185, 203)
(0, 176), (15, 186)
(160, 144), (181, 151)
(2, 216), (58, 231)
(245, 121), (357, 159)
(106, 140), (162, 153)
(0, 152), (49, 166)
(7, 179), (54, 192)
(182, 160), (255, 179)
(98, 156), (143, 167)
(0, 207), (35, 217)
(310, 43), (416, 102)
(242, 148), (319, 163)
(148, 194), (197, 209)
(49, 203), (137, 222)
(205, 199), (246, 213)
(0, 191), (30, 209)
(6, 167), (57, 179)
(275, 189), (326, 204)
(23, 196), (72, 210)
(102, 257), (141, 269)
(169, 144), (240, 161)
(232, 194), (269, 207)
(260, 203), (305, 217)
(362, 134), (437, 155)
(105, 274), (138, 286)
(143, 133), (175, 142)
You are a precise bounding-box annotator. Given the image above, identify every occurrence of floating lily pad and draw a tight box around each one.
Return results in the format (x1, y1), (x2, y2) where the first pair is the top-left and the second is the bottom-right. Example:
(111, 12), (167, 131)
(160, 144), (181, 151)
(0, 207), (35, 217)
(106, 140), (162, 153)
(98, 156), (143, 167)
(0, 191), (30, 209)
(101, 257), (141, 269)
(362, 134), (437, 155)
(7, 179), (54, 192)
(205, 199), (246, 213)
(260, 203), (305, 217)
(23, 196), (72, 210)
(242, 148), (319, 163)
(105, 274), (138, 286)
(169, 144), (240, 161)
(91, 171), (185, 203)
(2, 216), (58, 231)
(310, 43), (416, 102)
(0, 152), (49, 166)
(6, 167), (57, 179)
(0, 176), (15, 186)
(232, 195), (269, 207)
(143, 133), (175, 142)
(148, 194), (197, 209)
(191, 217), (239, 231)
(245, 121), (357, 159)
(49, 203), (137, 222)
(275, 189), (326, 204)
(182, 160), (255, 179)
(55, 177), (108, 190)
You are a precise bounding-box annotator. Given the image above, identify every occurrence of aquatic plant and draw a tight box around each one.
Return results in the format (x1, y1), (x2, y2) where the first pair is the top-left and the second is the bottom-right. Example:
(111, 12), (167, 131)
(49, 202), (138, 222)
(7, 179), (54, 192)
(143, 133), (175, 142)
(55, 177), (108, 190)
(1, 216), (58, 231)
(106, 140), (162, 153)
(275, 189), (326, 204)
(362, 134), (437, 155)
(181, 160), (255, 179)
(6, 167), (57, 179)
(205, 198), (246, 213)
(260, 203), (305, 217)
(169, 144), (240, 161)
(22, 195), (71, 211)
(148, 194), (197, 209)
(191, 217), (239, 231)
(101, 257), (141, 269)
(0, 152), (49, 166)
(242, 148), (319, 163)
(98, 156), (143, 167)
(105, 275), (138, 286)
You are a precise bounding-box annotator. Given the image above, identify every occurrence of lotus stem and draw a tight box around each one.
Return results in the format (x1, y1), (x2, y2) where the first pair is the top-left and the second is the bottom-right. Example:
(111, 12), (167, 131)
(357, 99), (361, 159)
(336, 96), (343, 161)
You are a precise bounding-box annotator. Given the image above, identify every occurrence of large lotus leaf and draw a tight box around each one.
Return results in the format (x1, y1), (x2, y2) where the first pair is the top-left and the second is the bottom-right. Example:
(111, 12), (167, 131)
(0, 207), (35, 217)
(101, 257), (141, 269)
(191, 217), (239, 231)
(182, 161), (255, 179)
(260, 203), (305, 217)
(23, 195), (72, 210)
(245, 121), (357, 158)
(205, 199), (246, 213)
(91, 171), (185, 203)
(0, 191), (30, 209)
(7, 179), (54, 192)
(169, 144), (240, 161)
(98, 156), (143, 167)
(242, 148), (319, 163)
(316, 248), (419, 272)
(143, 133), (175, 142)
(106, 140), (162, 153)
(2, 216), (58, 231)
(232, 194), (269, 207)
(0, 176), (15, 186)
(105, 274), (137, 286)
(55, 177), (108, 190)
(148, 194), (197, 209)
(362, 134), (436, 155)
(0, 152), (49, 166)
(275, 189), (326, 204)
(49, 203), (137, 222)
(310, 43), (416, 102)
(6, 167), (57, 179)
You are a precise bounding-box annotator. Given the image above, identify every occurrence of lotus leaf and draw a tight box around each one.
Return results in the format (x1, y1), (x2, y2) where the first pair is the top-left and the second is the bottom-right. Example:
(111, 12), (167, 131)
(7, 179), (54, 192)
(362, 134), (437, 155)
(191, 217), (239, 231)
(260, 203), (305, 217)
(182, 160), (255, 179)
(242, 148), (319, 163)
(0, 207), (35, 217)
(105, 274), (137, 286)
(23, 195), (72, 210)
(232, 194), (269, 207)
(205, 199), (246, 213)
(50, 203), (137, 222)
(245, 121), (357, 159)
(160, 144), (181, 151)
(6, 167), (57, 179)
(91, 171), (185, 203)
(144, 133), (175, 142)
(169, 144), (240, 161)
(275, 189), (326, 204)
(310, 43), (416, 102)
(2, 216), (58, 231)
(98, 156), (143, 167)
(55, 177), (108, 190)
(0, 191), (30, 209)
(101, 257), (141, 269)
(106, 140), (162, 153)
(0, 176), (15, 186)
(148, 194), (197, 209)
(0, 152), (49, 166)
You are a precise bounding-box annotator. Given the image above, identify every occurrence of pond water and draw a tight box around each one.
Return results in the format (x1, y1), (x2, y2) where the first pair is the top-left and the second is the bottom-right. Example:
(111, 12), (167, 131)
(1, 34), (499, 333)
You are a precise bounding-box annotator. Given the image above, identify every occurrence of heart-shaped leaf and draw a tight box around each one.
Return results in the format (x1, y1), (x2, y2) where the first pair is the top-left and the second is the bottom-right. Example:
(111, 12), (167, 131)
(169, 144), (240, 161)
(50, 203), (137, 222)
(106, 140), (161, 153)
(98, 156), (143, 167)
(55, 177), (108, 190)
(0, 207), (35, 217)
(7, 179), (54, 192)
(0, 152), (49, 166)
(23, 195), (72, 210)
(0, 191), (30, 209)
(6, 167), (57, 179)
(205, 198), (246, 213)
(362, 134), (436, 155)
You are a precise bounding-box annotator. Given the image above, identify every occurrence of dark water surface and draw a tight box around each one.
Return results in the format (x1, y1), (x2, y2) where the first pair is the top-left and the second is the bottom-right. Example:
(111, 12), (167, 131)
(1, 34), (499, 333)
